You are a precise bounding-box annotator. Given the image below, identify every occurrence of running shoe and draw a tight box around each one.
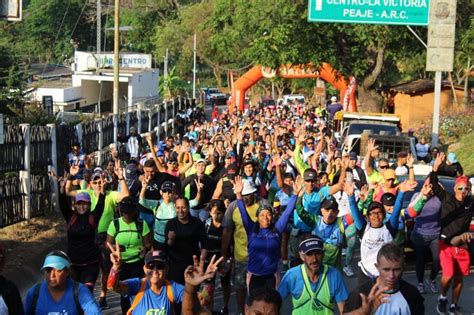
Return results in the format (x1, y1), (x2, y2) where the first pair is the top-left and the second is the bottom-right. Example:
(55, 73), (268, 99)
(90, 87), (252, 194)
(428, 279), (439, 293)
(416, 282), (426, 294)
(448, 304), (461, 315)
(437, 298), (448, 314)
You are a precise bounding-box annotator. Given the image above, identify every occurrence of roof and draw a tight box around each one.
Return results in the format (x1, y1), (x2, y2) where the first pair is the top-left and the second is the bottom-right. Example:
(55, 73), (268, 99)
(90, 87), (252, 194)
(387, 79), (462, 94)
(29, 64), (73, 80)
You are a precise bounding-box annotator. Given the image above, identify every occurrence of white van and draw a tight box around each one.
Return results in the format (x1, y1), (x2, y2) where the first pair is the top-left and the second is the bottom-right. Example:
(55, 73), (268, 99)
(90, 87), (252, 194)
(282, 94), (305, 106)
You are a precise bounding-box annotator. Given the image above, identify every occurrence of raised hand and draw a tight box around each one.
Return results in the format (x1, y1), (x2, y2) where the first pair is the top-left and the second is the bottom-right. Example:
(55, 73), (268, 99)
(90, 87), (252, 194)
(407, 153), (415, 167)
(141, 174), (150, 186)
(399, 180), (418, 193)
(114, 160), (124, 179)
(69, 161), (80, 176)
(273, 155), (283, 167)
(358, 277), (389, 314)
(433, 152), (445, 171)
(194, 177), (204, 193)
(233, 176), (244, 195)
(107, 242), (122, 271)
(145, 133), (153, 145)
(292, 175), (303, 195)
(359, 185), (369, 202)
(184, 255), (224, 287)
(367, 138), (378, 152)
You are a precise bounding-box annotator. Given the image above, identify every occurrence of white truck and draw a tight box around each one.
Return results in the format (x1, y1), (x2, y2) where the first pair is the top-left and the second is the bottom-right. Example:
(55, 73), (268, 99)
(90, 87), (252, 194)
(334, 112), (416, 163)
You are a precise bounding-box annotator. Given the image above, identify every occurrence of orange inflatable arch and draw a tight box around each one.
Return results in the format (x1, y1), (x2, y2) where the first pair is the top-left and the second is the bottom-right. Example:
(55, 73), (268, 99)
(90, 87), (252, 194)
(230, 63), (357, 113)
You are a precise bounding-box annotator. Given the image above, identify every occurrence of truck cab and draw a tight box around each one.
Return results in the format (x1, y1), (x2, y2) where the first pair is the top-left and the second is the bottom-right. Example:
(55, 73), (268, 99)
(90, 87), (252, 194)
(334, 112), (416, 162)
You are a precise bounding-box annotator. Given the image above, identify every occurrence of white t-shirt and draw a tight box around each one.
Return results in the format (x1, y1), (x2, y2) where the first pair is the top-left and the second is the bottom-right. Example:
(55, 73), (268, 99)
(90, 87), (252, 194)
(359, 224), (393, 278)
(375, 290), (411, 315)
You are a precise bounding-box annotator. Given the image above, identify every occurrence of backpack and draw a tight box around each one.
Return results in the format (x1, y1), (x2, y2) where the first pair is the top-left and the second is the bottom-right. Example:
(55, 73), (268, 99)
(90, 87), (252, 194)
(29, 281), (82, 315)
(67, 212), (96, 231)
(127, 278), (175, 315)
(113, 218), (144, 239)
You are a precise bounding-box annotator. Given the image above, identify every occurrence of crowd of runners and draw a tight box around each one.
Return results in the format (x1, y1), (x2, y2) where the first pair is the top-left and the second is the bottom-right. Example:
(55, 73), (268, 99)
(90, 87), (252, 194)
(0, 98), (472, 315)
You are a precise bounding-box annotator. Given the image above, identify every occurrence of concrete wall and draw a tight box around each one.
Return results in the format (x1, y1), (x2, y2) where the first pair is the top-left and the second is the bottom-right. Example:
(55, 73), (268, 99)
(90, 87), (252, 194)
(394, 88), (463, 130)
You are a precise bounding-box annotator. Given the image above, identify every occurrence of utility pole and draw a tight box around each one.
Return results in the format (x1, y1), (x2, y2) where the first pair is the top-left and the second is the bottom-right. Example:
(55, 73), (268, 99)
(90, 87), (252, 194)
(97, 0), (101, 53)
(164, 48), (169, 79)
(113, 0), (120, 144)
(193, 34), (197, 100)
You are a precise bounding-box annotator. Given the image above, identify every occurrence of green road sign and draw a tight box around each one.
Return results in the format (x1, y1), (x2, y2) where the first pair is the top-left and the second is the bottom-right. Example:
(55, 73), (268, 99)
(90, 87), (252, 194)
(308, 0), (430, 25)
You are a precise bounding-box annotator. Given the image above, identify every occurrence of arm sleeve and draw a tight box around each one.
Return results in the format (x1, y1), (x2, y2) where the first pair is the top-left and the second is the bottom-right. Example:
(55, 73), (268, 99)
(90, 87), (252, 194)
(293, 144), (309, 175)
(387, 191), (405, 236)
(59, 191), (73, 222)
(275, 196), (297, 234)
(78, 284), (102, 315)
(237, 199), (254, 235)
(295, 196), (316, 229)
(406, 192), (428, 218)
(92, 193), (106, 223)
(348, 195), (365, 231)
(139, 198), (159, 212)
(429, 172), (447, 201)
(332, 270), (349, 303)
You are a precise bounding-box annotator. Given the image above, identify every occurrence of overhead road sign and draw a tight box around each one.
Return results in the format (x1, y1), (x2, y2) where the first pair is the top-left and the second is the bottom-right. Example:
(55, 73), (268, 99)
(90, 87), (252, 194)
(0, 0), (22, 21)
(308, 0), (430, 25)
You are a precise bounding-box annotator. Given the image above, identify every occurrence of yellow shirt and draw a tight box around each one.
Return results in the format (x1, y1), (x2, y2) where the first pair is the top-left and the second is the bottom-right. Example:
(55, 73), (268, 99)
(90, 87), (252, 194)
(232, 203), (259, 262)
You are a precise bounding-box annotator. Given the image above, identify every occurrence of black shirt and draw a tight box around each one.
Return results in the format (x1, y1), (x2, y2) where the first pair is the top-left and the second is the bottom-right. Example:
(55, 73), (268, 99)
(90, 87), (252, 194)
(203, 218), (223, 257)
(344, 279), (424, 315)
(182, 174), (216, 209)
(165, 216), (207, 264)
(59, 192), (105, 264)
(144, 172), (182, 200)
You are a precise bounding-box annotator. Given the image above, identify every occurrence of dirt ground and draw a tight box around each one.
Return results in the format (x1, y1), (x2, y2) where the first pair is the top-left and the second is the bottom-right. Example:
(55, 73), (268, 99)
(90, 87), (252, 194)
(0, 215), (67, 295)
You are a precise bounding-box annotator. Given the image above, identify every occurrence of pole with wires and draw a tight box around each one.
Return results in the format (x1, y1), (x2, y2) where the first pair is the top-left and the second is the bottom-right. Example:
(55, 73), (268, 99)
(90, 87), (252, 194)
(113, 0), (120, 144)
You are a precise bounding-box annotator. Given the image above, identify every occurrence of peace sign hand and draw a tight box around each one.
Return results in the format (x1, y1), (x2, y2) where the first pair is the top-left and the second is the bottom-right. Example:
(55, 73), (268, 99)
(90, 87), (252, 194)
(114, 160), (124, 179)
(184, 255), (224, 287)
(194, 177), (204, 193)
(107, 242), (122, 272)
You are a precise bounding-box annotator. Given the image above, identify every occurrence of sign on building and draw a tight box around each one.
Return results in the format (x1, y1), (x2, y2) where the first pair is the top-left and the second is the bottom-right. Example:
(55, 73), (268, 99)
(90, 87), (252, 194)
(74, 52), (153, 72)
(308, 0), (430, 25)
(0, 0), (21, 21)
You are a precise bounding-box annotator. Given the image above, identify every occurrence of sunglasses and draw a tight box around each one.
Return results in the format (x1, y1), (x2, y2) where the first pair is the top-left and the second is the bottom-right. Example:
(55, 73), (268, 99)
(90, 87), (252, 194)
(162, 189), (174, 194)
(146, 262), (166, 270)
(305, 179), (315, 183)
(456, 186), (470, 192)
(379, 165), (389, 169)
(369, 211), (384, 216)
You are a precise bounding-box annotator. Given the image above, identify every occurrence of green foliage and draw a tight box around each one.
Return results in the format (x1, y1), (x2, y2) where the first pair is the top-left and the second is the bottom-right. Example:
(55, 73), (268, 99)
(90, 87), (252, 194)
(158, 66), (184, 99)
(457, 134), (474, 177)
(7, 103), (56, 125)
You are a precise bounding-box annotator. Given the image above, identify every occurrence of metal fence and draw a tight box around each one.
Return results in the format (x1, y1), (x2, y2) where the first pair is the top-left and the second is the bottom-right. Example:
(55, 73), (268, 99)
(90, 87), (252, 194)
(0, 97), (194, 228)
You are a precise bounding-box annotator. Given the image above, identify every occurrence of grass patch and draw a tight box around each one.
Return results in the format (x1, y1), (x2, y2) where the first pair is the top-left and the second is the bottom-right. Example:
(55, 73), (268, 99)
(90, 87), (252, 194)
(456, 134), (474, 177)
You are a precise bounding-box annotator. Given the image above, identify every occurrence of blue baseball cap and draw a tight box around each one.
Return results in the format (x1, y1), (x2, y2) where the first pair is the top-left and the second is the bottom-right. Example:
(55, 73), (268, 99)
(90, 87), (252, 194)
(299, 237), (324, 254)
(41, 251), (71, 270)
(156, 150), (165, 157)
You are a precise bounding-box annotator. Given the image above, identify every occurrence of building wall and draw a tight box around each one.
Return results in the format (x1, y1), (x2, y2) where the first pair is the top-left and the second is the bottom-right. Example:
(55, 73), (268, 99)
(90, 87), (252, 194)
(394, 89), (460, 130)
(33, 86), (82, 103)
(129, 71), (159, 102)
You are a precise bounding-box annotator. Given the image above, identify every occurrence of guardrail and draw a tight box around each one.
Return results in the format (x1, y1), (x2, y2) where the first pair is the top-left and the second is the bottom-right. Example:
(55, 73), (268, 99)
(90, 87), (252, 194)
(0, 97), (195, 228)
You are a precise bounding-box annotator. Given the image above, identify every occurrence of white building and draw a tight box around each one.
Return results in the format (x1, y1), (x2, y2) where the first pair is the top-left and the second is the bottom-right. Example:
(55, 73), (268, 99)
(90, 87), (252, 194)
(29, 51), (160, 113)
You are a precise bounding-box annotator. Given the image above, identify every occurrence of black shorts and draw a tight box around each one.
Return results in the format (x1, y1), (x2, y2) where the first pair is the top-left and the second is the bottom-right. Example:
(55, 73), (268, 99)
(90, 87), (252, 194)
(71, 261), (100, 288)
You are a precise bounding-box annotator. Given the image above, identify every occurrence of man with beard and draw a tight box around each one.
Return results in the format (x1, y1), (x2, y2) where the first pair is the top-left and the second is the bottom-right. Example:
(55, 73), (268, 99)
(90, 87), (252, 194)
(278, 237), (348, 314)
